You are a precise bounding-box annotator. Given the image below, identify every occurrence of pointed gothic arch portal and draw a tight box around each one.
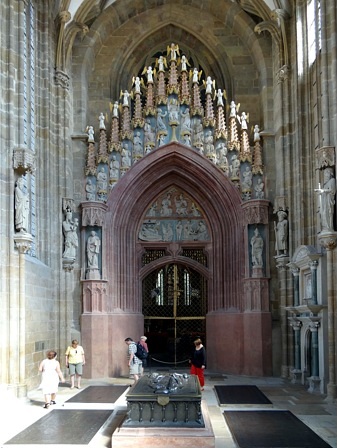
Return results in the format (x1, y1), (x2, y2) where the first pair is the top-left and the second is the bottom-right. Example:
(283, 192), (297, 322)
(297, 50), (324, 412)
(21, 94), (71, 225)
(90, 142), (272, 378)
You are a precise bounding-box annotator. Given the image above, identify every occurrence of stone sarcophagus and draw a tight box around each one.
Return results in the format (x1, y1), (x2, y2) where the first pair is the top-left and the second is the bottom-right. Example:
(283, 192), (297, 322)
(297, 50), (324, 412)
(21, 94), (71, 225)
(124, 373), (203, 428)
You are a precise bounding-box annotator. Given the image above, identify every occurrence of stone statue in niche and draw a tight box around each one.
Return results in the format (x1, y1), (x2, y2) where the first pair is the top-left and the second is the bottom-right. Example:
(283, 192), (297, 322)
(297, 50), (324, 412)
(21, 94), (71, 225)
(109, 155), (120, 179)
(251, 228), (264, 267)
(230, 153), (240, 179)
(274, 210), (288, 256)
(133, 131), (143, 155)
(97, 167), (108, 191)
(156, 108), (168, 132)
(62, 209), (78, 260)
(241, 166), (253, 190)
(86, 230), (101, 269)
(121, 145), (131, 167)
(254, 178), (265, 199)
(168, 98), (179, 124)
(315, 167), (336, 231)
(158, 134), (166, 147)
(15, 176), (30, 233)
(180, 108), (191, 133)
(85, 179), (95, 201)
(144, 119), (155, 144)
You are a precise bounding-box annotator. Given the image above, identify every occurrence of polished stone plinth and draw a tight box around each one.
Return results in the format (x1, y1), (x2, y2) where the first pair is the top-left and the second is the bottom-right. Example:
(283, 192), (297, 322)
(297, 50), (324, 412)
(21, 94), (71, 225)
(111, 374), (214, 447)
(112, 400), (214, 448)
(124, 373), (203, 428)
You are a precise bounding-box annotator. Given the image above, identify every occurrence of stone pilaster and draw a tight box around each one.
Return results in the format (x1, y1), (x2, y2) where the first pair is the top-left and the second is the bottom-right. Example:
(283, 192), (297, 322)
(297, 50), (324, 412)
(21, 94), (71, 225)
(275, 256), (290, 378)
(318, 231), (337, 401)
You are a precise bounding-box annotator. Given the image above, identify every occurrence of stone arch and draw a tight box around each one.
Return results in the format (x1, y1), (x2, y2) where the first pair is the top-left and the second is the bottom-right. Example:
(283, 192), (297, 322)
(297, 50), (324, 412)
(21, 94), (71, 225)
(105, 142), (243, 314)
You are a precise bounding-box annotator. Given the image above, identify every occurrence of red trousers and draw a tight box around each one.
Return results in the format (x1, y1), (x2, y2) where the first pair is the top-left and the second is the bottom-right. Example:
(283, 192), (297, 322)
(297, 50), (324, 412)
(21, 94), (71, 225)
(190, 364), (205, 387)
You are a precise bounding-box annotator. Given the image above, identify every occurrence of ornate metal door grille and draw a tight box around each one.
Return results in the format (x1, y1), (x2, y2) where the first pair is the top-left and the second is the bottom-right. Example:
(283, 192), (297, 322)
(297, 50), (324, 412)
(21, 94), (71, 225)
(142, 263), (207, 366)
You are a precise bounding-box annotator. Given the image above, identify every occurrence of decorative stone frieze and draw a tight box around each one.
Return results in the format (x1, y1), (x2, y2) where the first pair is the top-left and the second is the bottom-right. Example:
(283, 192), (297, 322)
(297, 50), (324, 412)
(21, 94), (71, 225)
(81, 202), (108, 227)
(13, 146), (36, 173)
(81, 280), (108, 313)
(241, 199), (269, 225)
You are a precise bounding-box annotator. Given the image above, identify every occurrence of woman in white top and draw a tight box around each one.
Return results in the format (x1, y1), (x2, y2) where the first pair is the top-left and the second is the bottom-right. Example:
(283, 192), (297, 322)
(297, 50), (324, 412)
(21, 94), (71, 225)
(39, 350), (65, 408)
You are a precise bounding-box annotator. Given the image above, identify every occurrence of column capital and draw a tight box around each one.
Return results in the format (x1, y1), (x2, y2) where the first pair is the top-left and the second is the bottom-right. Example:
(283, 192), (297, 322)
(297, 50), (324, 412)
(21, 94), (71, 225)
(287, 261), (300, 276)
(318, 231), (337, 251)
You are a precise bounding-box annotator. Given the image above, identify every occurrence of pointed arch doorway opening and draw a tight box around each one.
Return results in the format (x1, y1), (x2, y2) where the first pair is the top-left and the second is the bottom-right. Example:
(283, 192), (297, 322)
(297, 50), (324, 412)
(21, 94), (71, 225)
(142, 262), (207, 368)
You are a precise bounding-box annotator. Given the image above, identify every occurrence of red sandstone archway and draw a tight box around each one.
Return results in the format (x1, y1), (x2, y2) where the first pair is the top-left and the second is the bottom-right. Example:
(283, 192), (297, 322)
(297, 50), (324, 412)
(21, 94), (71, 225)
(82, 143), (272, 378)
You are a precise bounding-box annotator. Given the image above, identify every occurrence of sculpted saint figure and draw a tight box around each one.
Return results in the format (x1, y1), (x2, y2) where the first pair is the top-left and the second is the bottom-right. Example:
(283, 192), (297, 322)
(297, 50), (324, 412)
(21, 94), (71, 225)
(315, 167), (336, 231)
(112, 101), (119, 118)
(241, 166), (253, 190)
(97, 167), (108, 191)
(181, 108), (191, 133)
(275, 210), (288, 255)
(85, 179), (95, 201)
(62, 210), (78, 259)
(254, 178), (265, 199)
(156, 109), (167, 132)
(15, 177), (30, 233)
(216, 89), (224, 107)
(251, 228), (264, 267)
(87, 126), (94, 142)
(87, 231), (100, 269)
(109, 156), (120, 179)
(99, 112), (105, 130)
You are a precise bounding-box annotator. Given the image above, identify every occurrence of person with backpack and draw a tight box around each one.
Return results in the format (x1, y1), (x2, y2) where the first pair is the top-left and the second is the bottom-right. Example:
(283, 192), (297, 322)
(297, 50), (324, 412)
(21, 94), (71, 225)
(138, 336), (149, 374)
(124, 337), (142, 383)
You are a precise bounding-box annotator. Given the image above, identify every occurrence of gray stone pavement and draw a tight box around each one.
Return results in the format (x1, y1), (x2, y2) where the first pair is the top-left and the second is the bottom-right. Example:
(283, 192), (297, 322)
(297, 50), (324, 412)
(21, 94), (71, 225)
(1, 369), (336, 447)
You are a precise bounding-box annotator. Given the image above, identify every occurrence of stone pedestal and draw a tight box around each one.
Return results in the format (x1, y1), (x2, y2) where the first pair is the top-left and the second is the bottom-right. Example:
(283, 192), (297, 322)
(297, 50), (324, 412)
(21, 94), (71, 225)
(111, 374), (214, 446)
(124, 374), (203, 428)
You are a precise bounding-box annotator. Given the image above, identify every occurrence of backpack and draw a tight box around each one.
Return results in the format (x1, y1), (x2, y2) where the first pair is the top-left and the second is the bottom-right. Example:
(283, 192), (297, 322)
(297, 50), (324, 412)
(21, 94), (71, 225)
(135, 342), (148, 360)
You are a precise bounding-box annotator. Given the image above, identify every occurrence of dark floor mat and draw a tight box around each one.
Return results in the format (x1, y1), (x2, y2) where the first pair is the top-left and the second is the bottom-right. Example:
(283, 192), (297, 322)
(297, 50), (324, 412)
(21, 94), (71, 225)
(4, 409), (112, 445)
(65, 385), (128, 403)
(223, 410), (332, 448)
(214, 385), (272, 405)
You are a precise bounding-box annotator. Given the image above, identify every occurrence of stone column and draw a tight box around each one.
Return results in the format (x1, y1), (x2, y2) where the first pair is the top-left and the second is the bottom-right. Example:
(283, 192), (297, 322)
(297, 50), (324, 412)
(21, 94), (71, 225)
(80, 201), (109, 378)
(288, 263), (300, 306)
(289, 319), (302, 383)
(275, 256), (290, 378)
(308, 321), (321, 393)
(318, 231), (337, 401)
(309, 260), (318, 305)
(13, 232), (33, 397)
